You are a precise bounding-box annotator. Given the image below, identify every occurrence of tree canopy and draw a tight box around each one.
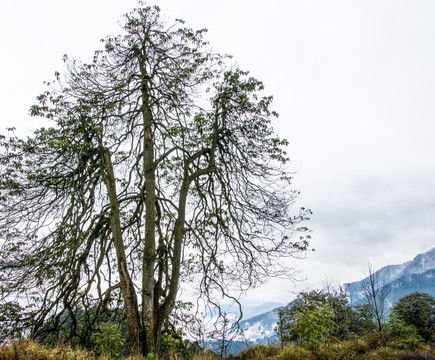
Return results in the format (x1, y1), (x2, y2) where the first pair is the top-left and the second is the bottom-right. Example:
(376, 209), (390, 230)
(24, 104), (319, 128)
(0, 3), (310, 356)
(390, 292), (435, 342)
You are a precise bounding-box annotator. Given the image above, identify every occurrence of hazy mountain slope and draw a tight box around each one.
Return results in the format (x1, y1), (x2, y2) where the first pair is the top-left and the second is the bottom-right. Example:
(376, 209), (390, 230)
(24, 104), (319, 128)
(345, 247), (435, 305)
(238, 307), (280, 341)
(385, 268), (435, 305)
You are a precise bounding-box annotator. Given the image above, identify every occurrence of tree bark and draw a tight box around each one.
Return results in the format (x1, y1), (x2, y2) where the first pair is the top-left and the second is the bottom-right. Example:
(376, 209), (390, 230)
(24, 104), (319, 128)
(101, 148), (143, 355)
(140, 60), (157, 354)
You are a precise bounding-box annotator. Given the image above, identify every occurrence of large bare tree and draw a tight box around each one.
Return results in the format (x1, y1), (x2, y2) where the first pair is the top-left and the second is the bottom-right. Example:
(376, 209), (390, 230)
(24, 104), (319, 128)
(0, 4), (311, 356)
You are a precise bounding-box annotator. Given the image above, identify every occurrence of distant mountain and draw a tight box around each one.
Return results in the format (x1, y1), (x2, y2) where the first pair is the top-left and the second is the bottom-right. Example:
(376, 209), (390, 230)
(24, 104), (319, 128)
(385, 268), (435, 305)
(205, 308), (281, 356)
(241, 301), (284, 319)
(238, 306), (280, 341)
(345, 247), (435, 307)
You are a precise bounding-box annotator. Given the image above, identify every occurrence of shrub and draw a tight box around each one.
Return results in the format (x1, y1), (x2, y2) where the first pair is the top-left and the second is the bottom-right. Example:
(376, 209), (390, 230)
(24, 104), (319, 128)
(391, 293), (435, 343)
(360, 330), (390, 349)
(386, 314), (424, 349)
(345, 337), (371, 355)
(291, 304), (336, 347)
(91, 322), (125, 359)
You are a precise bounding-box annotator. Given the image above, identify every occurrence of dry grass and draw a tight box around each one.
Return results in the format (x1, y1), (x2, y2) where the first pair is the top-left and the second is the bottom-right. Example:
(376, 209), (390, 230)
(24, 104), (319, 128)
(0, 337), (434, 360)
(237, 344), (280, 360)
(191, 352), (221, 360)
(0, 340), (95, 360)
(232, 332), (435, 360)
(276, 345), (314, 360)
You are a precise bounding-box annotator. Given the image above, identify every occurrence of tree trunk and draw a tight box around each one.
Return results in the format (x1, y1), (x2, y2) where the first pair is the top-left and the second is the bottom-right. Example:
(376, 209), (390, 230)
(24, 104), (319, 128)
(140, 67), (157, 354)
(101, 149), (143, 355)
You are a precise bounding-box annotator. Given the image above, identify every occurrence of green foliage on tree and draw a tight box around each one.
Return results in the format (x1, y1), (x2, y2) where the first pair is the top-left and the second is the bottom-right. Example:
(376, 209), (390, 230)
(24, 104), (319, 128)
(291, 303), (336, 347)
(320, 288), (366, 339)
(390, 292), (435, 342)
(353, 303), (378, 334)
(275, 290), (337, 347)
(0, 2), (310, 357)
(161, 329), (185, 359)
(386, 312), (423, 348)
(276, 309), (292, 348)
(0, 301), (29, 342)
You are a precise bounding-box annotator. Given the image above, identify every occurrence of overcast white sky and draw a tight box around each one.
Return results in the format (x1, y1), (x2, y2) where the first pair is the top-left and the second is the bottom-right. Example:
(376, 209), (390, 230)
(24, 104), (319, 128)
(1, 1), (435, 318)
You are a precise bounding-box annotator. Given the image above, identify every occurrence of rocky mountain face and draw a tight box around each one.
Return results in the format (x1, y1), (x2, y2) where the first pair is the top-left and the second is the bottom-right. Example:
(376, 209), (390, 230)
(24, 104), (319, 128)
(232, 247), (435, 351)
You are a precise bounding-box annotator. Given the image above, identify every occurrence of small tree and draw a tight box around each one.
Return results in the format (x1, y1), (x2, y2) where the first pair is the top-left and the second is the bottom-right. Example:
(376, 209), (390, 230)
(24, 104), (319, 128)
(291, 303), (336, 347)
(0, 301), (29, 342)
(391, 292), (435, 342)
(91, 322), (125, 359)
(209, 312), (234, 358)
(275, 308), (291, 349)
(353, 303), (377, 334)
(386, 312), (423, 346)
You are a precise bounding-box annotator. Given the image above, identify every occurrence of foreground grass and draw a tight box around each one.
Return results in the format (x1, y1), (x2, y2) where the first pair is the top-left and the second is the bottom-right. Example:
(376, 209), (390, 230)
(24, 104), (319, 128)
(0, 333), (434, 360)
(0, 340), (222, 360)
(0, 340), (147, 360)
(237, 332), (435, 360)
(0, 340), (94, 360)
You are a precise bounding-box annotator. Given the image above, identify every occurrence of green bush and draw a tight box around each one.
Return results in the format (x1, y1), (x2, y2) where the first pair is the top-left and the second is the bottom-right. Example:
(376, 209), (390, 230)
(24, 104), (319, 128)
(291, 304), (336, 347)
(91, 322), (125, 359)
(360, 331), (390, 349)
(386, 314), (423, 349)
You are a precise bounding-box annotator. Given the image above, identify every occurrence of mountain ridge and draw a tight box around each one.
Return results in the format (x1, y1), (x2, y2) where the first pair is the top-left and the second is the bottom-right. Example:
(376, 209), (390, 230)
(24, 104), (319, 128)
(344, 247), (435, 305)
